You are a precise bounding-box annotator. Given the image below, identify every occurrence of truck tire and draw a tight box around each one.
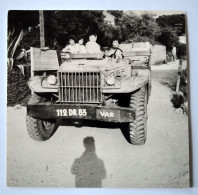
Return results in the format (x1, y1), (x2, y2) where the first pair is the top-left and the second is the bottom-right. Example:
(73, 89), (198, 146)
(26, 94), (58, 141)
(121, 86), (147, 145)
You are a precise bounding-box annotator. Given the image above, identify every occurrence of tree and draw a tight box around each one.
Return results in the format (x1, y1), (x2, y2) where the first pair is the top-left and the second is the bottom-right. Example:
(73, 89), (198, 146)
(108, 10), (123, 25)
(43, 10), (124, 48)
(156, 28), (179, 51)
(156, 14), (185, 36)
(8, 11), (40, 70)
(44, 11), (104, 48)
(8, 10), (124, 52)
(8, 11), (39, 32)
(176, 43), (186, 59)
(119, 13), (160, 42)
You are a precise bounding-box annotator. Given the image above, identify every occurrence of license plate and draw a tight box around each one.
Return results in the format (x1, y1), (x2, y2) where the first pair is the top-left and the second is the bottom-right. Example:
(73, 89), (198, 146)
(56, 108), (87, 117)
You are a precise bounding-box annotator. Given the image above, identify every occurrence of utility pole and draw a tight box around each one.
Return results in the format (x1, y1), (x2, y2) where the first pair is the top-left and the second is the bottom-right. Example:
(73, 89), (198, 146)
(39, 10), (45, 48)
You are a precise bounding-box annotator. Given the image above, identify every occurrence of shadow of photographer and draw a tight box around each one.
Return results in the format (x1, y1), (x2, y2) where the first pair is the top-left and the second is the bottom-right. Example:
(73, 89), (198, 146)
(71, 137), (106, 188)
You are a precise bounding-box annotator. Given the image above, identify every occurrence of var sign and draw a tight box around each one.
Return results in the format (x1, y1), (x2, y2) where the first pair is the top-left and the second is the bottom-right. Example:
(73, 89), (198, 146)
(96, 109), (120, 122)
(99, 111), (115, 118)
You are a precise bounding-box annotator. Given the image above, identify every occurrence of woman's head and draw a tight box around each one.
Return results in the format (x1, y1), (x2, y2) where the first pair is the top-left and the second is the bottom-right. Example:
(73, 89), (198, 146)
(69, 39), (75, 45)
(78, 38), (84, 45)
(89, 34), (97, 42)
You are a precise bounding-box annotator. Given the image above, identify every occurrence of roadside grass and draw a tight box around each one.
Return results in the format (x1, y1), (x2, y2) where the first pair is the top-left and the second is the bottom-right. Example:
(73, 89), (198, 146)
(177, 68), (188, 114)
(170, 68), (188, 114)
(152, 69), (177, 91)
(152, 68), (188, 114)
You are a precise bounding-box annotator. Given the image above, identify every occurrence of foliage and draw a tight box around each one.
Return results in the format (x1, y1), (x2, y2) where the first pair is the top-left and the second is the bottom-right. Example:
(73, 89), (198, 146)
(98, 25), (123, 47)
(156, 28), (179, 51)
(156, 14), (186, 52)
(108, 10), (123, 19)
(7, 29), (24, 71)
(7, 67), (31, 106)
(119, 13), (160, 42)
(8, 10), (39, 30)
(44, 11), (105, 48)
(8, 10), (184, 53)
(156, 14), (186, 54)
(171, 93), (184, 108)
(44, 11), (163, 49)
(171, 67), (188, 113)
(8, 11), (40, 74)
(156, 14), (185, 36)
(180, 68), (188, 101)
(8, 11), (185, 52)
(176, 43), (186, 59)
(21, 27), (40, 49)
(42, 10), (126, 49)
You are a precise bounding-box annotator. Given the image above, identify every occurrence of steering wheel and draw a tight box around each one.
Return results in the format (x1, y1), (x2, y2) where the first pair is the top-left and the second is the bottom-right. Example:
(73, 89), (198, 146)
(104, 47), (124, 59)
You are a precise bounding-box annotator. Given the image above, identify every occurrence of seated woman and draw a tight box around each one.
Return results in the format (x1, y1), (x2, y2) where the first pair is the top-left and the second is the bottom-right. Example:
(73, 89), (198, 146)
(62, 39), (78, 54)
(85, 34), (101, 54)
(75, 38), (87, 54)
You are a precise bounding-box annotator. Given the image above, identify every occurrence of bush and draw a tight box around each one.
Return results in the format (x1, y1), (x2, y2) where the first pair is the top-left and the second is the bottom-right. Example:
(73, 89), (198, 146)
(156, 28), (179, 51)
(176, 43), (186, 59)
(7, 67), (31, 106)
(171, 68), (188, 114)
(171, 93), (184, 108)
(180, 68), (188, 101)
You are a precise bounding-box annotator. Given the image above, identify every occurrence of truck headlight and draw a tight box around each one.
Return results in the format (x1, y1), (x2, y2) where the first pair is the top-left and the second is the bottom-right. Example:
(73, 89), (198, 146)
(47, 75), (57, 85)
(106, 75), (115, 86)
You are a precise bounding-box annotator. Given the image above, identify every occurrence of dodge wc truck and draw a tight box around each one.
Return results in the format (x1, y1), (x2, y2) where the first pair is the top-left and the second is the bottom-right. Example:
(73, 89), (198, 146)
(26, 44), (151, 145)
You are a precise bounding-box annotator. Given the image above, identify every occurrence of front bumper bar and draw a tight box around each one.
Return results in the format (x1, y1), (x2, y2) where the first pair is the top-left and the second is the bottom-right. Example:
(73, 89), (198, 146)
(27, 104), (135, 123)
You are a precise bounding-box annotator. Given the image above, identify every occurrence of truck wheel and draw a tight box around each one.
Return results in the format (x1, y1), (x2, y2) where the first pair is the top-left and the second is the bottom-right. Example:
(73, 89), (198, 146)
(121, 86), (147, 145)
(26, 94), (58, 141)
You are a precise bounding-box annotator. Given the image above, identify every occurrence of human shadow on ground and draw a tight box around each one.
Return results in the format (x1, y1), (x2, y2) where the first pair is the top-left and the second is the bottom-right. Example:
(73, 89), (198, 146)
(71, 137), (107, 188)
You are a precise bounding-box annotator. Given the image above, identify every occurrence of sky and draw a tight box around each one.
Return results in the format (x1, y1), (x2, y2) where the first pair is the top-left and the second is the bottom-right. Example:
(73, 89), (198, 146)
(124, 10), (185, 17)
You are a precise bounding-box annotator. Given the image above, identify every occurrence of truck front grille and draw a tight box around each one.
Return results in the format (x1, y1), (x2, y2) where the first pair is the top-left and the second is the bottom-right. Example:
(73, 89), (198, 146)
(58, 72), (102, 103)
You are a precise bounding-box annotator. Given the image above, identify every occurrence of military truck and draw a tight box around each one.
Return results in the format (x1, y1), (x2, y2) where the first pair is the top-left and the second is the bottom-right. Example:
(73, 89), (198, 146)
(26, 43), (151, 145)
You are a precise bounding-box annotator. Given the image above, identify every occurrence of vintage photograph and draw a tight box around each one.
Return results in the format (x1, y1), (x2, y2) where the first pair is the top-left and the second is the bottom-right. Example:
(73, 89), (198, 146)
(7, 10), (190, 188)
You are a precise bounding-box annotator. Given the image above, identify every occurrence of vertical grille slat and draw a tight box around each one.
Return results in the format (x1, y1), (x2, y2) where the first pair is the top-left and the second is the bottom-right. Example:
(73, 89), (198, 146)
(67, 72), (70, 101)
(82, 72), (84, 102)
(93, 72), (95, 102)
(89, 73), (91, 102)
(96, 73), (98, 102)
(86, 72), (88, 102)
(61, 72), (63, 101)
(78, 73), (80, 101)
(64, 72), (66, 101)
(58, 71), (102, 103)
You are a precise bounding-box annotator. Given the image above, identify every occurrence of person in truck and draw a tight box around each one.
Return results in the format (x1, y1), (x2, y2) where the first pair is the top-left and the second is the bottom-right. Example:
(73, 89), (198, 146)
(62, 39), (78, 54)
(85, 34), (101, 54)
(75, 38), (87, 54)
(106, 40), (124, 60)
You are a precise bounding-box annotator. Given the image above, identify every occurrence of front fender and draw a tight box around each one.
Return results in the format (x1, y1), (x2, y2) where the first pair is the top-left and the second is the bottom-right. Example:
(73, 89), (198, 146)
(102, 76), (149, 93)
(27, 76), (58, 93)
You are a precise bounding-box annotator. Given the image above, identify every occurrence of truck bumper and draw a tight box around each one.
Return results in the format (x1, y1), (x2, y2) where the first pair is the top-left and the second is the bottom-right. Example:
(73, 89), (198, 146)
(27, 104), (135, 123)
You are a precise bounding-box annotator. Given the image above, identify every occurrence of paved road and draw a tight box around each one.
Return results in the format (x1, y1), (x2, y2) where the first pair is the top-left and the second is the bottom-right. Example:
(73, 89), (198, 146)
(7, 65), (190, 188)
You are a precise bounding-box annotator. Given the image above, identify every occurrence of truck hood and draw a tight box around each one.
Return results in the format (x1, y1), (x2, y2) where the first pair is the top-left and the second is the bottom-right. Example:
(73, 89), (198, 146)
(59, 59), (128, 72)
